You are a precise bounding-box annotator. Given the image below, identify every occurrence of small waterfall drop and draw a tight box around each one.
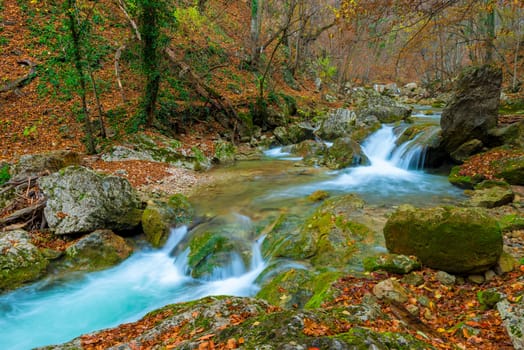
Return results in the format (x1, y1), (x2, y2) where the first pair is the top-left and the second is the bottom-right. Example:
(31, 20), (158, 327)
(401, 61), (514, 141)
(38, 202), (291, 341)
(362, 124), (430, 171)
(0, 225), (267, 350)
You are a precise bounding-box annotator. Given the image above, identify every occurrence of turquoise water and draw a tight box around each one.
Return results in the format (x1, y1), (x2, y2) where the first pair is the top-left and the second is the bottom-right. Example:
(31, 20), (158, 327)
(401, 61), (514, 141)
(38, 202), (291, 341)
(0, 123), (464, 349)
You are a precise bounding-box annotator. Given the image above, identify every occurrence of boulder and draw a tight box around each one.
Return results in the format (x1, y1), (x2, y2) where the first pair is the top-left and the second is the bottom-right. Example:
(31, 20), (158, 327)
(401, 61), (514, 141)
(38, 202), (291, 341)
(213, 140), (236, 165)
(273, 124), (313, 145)
(0, 230), (49, 291)
(263, 194), (371, 269)
(493, 155), (524, 185)
(450, 139), (484, 163)
(63, 229), (132, 271)
(384, 205), (502, 274)
(498, 299), (524, 350)
(186, 230), (252, 279)
(290, 139), (328, 167)
(440, 65), (502, 154)
(256, 268), (342, 310)
(11, 150), (81, 180)
(101, 132), (211, 171)
(142, 194), (194, 248)
(39, 166), (142, 235)
(182, 214), (255, 279)
(317, 108), (356, 140)
(465, 181), (515, 208)
(448, 165), (484, 189)
(489, 120), (524, 149)
(355, 89), (412, 124)
(324, 137), (368, 169)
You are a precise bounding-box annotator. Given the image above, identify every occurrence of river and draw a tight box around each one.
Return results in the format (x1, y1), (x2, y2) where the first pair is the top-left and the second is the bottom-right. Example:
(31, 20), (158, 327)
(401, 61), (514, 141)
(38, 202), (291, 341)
(0, 117), (464, 349)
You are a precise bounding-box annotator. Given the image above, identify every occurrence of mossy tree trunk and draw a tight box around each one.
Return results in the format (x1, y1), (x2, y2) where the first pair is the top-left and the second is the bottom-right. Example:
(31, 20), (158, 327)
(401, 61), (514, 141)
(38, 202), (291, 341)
(138, 0), (163, 127)
(65, 0), (96, 154)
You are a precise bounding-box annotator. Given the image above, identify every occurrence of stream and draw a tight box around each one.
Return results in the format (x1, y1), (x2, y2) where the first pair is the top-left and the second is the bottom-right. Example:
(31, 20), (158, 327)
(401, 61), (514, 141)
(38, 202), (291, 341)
(0, 116), (465, 349)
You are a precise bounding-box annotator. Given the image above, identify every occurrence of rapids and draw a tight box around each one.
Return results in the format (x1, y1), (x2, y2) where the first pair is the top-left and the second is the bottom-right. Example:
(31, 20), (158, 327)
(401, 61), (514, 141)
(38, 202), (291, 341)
(0, 118), (464, 349)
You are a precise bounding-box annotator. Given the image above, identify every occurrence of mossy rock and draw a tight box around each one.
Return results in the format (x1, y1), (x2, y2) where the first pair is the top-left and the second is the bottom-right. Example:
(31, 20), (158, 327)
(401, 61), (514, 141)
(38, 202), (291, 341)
(498, 214), (524, 232)
(448, 165), (484, 189)
(308, 190), (329, 202)
(465, 182), (515, 208)
(324, 137), (368, 169)
(493, 155), (524, 185)
(63, 230), (132, 271)
(256, 267), (342, 310)
(142, 194), (194, 248)
(330, 327), (435, 349)
(384, 205), (502, 274)
(213, 140), (236, 165)
(11, 150), (81, 180)
(0, 230), (49, 291)
(263, 194), (370, 269)
(50, 295), (434, 349)
(396, 123), (437, 145)
(187, 231), (252, 279)
(363, 254), (421, 274)
(291, 140), (327, 158)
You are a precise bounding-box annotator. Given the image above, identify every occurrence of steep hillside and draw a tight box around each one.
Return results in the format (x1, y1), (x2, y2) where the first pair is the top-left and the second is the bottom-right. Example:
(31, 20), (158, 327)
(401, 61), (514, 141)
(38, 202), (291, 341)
(0, 0), (332, 162)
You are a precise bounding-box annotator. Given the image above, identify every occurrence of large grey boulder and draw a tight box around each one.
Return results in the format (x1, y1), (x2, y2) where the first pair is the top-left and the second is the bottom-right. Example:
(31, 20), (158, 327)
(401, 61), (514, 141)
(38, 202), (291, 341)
(441, 65), (502, 154)
(355, 89), (412, 124)
(39, 166), (142, 235)
(63, 230), (133, 271)
(273, 124), (314, 145)
(317, 108), (356, 140)
(0, 230), (49, 291)
(11, 150), (81, 180)
(384, 205), (502, 274)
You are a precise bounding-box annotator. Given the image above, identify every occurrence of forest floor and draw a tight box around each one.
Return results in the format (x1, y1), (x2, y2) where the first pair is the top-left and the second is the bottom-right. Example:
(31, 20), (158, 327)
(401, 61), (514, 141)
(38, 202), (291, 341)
(1, 1), (524, 349)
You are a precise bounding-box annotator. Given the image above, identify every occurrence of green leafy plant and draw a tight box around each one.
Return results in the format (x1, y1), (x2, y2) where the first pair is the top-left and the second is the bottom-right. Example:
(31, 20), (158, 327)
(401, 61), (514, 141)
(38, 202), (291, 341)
(173, 6), (205, 33)
(316, 56), (337, 80)
(23, 124), (38, 138)
(0, 164), (10, 186)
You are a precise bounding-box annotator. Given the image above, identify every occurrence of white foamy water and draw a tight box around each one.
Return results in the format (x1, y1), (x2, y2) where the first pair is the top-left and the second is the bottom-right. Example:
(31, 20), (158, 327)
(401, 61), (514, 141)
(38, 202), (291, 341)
(0, 226), (267, 350)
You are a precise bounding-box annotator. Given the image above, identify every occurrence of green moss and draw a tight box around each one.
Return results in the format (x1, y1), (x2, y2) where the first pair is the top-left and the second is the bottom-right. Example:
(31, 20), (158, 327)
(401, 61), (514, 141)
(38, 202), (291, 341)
(333, 327), (434, 349)
(448, 165), (484, 189)
(304, 271), (343, 309)
(499, 99), (524, 115)
(384, 206), (502, 274)
(498, 214), (524, 232)
(477, 289), (502, 310)
(188, 232), (227, 270)
(493, 155), (524, 185)
(308, 190), (329, 202)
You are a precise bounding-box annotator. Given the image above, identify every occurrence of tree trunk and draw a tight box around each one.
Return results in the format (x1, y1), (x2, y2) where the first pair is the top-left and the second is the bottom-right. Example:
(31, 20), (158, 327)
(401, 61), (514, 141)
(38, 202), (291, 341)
(66, 0), (96, 154)
(140, 0), (161, 127)
(484, 0), (495, 63)
(250, 0), (263, 67)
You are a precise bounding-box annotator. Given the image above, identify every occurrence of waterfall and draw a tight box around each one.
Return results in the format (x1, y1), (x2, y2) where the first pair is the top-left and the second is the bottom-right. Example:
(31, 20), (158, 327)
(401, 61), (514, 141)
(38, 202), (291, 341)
(0, 226), (267, 350)
(362, 125), (430, 171)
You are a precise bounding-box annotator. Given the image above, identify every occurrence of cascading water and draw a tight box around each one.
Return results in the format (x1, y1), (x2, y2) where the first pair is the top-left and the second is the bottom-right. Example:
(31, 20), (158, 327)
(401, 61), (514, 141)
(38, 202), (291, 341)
(268, 124), (462, 205)
(0, 225), (267, 350)
(0, 119), (463, 349)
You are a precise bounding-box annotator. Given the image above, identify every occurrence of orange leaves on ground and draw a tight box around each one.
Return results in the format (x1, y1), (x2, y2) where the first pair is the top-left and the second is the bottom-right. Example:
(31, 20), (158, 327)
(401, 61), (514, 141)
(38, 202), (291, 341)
(303, 318), (332, 337)
(457, 149), (523, 181)
(324, 269), (523, 349)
